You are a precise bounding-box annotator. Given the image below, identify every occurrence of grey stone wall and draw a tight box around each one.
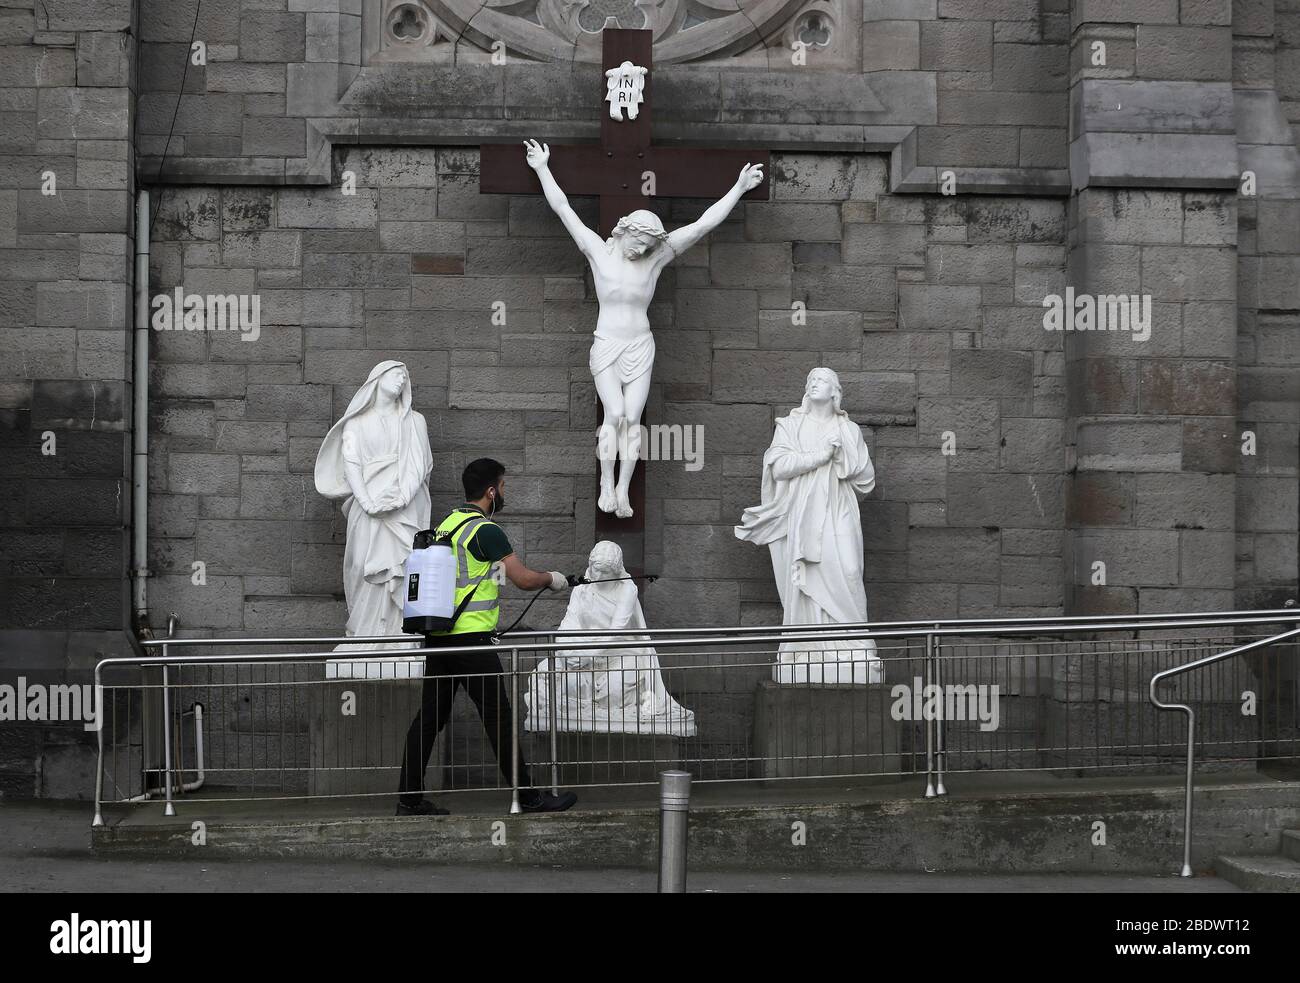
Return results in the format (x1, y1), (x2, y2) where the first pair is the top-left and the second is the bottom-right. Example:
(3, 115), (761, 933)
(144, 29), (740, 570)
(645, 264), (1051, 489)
(1062, 0), (1299, 615)
(1234, 1), (1300, 609)
(1065, 1), (1237, 614)
(129, 0), (1298, 798)
(0, 0), (137, 796)
(1064, 186), (1240, 614)
(145, 150), (1077, 639)
(0, 0), (1296, 799)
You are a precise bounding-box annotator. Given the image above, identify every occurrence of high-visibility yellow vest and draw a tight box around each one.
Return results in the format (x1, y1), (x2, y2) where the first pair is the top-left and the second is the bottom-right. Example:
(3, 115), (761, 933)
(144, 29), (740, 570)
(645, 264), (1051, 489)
(433, 508), (501, 635)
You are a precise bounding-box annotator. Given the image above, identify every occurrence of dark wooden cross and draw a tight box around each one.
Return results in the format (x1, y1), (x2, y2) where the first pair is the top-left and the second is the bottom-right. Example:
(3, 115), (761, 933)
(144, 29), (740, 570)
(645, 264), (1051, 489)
(479, 28), (770, 576)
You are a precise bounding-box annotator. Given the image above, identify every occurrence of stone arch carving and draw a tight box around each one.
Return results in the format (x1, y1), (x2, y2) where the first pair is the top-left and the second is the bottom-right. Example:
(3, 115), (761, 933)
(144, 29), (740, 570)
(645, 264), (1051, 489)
(371, 0), (833, 64)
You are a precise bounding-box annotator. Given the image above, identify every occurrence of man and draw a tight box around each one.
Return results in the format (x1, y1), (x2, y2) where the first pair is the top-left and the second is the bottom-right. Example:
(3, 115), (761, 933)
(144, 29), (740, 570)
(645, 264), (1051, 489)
(396, 458), (578, 815)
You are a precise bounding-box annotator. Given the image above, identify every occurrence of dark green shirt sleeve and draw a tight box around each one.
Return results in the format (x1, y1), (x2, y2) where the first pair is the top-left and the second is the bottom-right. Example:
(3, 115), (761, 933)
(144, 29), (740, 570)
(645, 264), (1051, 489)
(467, 522), (513, 564)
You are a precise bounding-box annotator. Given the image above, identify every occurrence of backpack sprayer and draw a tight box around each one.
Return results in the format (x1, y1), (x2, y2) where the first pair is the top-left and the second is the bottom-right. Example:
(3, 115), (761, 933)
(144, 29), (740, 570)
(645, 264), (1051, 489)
(401, 518), (481, 635)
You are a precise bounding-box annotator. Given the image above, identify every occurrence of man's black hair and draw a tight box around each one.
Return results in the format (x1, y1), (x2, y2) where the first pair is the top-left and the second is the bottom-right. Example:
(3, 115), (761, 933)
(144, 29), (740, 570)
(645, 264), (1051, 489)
(463, 458), (506, 500)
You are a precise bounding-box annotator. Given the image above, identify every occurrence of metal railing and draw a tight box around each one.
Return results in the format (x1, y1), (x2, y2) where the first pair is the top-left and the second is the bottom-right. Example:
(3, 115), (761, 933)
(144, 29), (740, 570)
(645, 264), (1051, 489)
(1150, 624), (1300, 877)
(93, 609), (1300, 840)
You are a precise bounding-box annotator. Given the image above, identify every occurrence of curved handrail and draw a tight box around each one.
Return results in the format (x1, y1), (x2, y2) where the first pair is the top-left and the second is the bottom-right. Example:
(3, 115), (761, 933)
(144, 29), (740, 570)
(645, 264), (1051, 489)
(1149, 626), (1300, 877)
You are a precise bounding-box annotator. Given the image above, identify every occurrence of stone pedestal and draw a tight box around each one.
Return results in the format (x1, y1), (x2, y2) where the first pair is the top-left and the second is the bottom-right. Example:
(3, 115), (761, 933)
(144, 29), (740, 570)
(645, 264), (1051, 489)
(753, 680), (900, 779)
(523, 732), (683, 787)
(308, 676), (429, 797)
(309, 685), (685, 794)
(324, 653), (422, 679)
(773, 653), (883, 686)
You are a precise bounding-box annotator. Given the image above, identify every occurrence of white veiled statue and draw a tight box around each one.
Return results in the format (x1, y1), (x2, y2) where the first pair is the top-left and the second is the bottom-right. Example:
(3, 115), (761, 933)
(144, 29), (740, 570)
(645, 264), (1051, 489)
(735, 367), (884, 685)
(314, 360), (432, 675)
(525, 542), (696, 736)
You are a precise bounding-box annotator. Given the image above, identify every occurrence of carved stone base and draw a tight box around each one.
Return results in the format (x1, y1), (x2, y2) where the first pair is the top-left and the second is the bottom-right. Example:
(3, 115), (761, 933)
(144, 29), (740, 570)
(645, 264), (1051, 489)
(753, 680), (900, 778)
(308, 677), (434, 797)
(324, 650), (422, 680)
(773, 657), (884, 686)
(523, 732), (683, 787)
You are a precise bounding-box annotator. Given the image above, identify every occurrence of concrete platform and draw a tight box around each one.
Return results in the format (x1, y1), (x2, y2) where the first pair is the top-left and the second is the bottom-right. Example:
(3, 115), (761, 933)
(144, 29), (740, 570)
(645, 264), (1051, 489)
(0, 801), (1242, 892)
(91, 772), (1300, 876)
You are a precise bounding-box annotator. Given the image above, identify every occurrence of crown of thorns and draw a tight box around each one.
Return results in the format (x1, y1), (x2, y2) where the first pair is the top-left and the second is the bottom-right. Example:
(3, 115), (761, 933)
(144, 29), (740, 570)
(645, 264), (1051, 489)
(612, 216), (670, 241)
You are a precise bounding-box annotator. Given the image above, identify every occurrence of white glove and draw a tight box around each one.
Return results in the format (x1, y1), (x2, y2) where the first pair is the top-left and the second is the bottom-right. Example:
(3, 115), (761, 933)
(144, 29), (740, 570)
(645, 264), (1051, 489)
(548, 571), (570, 592)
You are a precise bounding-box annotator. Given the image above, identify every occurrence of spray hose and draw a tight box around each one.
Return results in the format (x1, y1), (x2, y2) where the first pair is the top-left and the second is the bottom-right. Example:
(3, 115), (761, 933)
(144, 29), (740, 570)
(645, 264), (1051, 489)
(495, 574), (659, 639)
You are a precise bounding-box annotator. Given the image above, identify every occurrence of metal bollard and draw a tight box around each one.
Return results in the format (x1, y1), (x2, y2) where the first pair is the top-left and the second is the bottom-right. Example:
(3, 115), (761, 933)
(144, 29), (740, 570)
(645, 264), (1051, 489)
(657, 770), (691, 893)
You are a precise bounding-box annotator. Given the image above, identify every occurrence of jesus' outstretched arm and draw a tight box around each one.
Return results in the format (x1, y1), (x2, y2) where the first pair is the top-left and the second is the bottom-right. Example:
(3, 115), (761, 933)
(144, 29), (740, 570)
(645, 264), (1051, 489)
(524, 139), (604, 257)
(659, 162), (764, 263)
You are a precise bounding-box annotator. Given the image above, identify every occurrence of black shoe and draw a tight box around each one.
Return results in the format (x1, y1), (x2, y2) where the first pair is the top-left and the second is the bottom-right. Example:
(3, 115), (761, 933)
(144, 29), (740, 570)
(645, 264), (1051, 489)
(518, 789), (577, 813)
(395, 798), (450, 816)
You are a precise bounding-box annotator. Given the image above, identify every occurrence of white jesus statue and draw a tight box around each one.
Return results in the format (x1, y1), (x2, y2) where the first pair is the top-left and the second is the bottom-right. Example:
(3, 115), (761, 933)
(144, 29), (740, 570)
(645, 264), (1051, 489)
(524, 138), (763, 519)
(735, 367), (884, 685)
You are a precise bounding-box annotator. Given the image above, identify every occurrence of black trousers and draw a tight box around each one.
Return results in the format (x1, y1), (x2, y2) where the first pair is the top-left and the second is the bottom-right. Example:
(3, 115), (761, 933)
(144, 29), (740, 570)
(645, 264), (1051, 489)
(397, 631), (533, 803)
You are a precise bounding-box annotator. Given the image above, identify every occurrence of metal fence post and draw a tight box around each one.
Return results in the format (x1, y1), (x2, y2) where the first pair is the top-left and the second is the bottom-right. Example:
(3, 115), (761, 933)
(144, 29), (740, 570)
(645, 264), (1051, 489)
(92, 662), (104, 828)
(547, 633), (559, 795)
(161, 651), (176, 817)
(1179, 706), (1196, 878)
(510, 646), (521, 815)
(934, 624), (946, 796)
(924, 632), (935, 798)
(658, 770), (691, 893)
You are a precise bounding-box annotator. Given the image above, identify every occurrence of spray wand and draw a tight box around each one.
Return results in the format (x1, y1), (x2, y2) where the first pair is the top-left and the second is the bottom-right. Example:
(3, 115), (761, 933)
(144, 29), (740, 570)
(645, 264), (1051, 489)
(496, 574), (659, 638)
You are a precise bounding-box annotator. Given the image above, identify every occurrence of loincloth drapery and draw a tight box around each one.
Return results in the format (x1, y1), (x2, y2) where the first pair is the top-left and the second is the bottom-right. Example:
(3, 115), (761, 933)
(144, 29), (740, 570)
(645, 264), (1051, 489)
(589, 332), (655, 385)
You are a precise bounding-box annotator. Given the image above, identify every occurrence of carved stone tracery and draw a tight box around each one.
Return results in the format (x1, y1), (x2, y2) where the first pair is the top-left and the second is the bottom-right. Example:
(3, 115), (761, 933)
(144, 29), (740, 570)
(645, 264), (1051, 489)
(370, 0), (857, 68)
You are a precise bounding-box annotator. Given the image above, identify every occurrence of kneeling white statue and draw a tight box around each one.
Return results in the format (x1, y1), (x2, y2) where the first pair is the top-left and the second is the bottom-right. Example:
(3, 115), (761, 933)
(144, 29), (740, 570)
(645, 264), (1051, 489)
(735, 367), (884, 685)
(525, 542), (696, 736)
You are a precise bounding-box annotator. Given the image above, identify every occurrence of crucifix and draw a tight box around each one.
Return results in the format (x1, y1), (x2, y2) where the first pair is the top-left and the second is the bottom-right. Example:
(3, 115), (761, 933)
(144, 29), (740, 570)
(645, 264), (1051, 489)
(479, 28), (770, 575)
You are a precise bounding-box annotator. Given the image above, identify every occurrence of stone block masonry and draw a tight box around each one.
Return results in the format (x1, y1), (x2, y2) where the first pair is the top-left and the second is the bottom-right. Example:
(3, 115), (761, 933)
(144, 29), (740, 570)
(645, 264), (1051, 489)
(0, 0), (1296, 801)
(144, 150), (1087, 640)
(0, 0), (138, 798)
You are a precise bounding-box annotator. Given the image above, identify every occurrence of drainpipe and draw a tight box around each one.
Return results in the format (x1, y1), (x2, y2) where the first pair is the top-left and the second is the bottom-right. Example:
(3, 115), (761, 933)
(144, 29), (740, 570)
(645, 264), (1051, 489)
(126, 703), (206, 802)
(132, 189), (151, 636)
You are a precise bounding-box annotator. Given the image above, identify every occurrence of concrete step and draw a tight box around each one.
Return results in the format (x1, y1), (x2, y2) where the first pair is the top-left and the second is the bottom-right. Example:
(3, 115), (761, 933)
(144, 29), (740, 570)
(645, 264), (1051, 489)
(1282, 829), (1300, 862)
(1215, 855), (1300, 892)
(93, 774), (1300, 874)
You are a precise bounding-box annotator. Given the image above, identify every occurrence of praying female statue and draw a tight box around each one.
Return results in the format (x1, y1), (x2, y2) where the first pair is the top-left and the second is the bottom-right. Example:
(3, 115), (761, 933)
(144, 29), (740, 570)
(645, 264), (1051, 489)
(524, 138), (763, 519)
(735, 367), (884, 685)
